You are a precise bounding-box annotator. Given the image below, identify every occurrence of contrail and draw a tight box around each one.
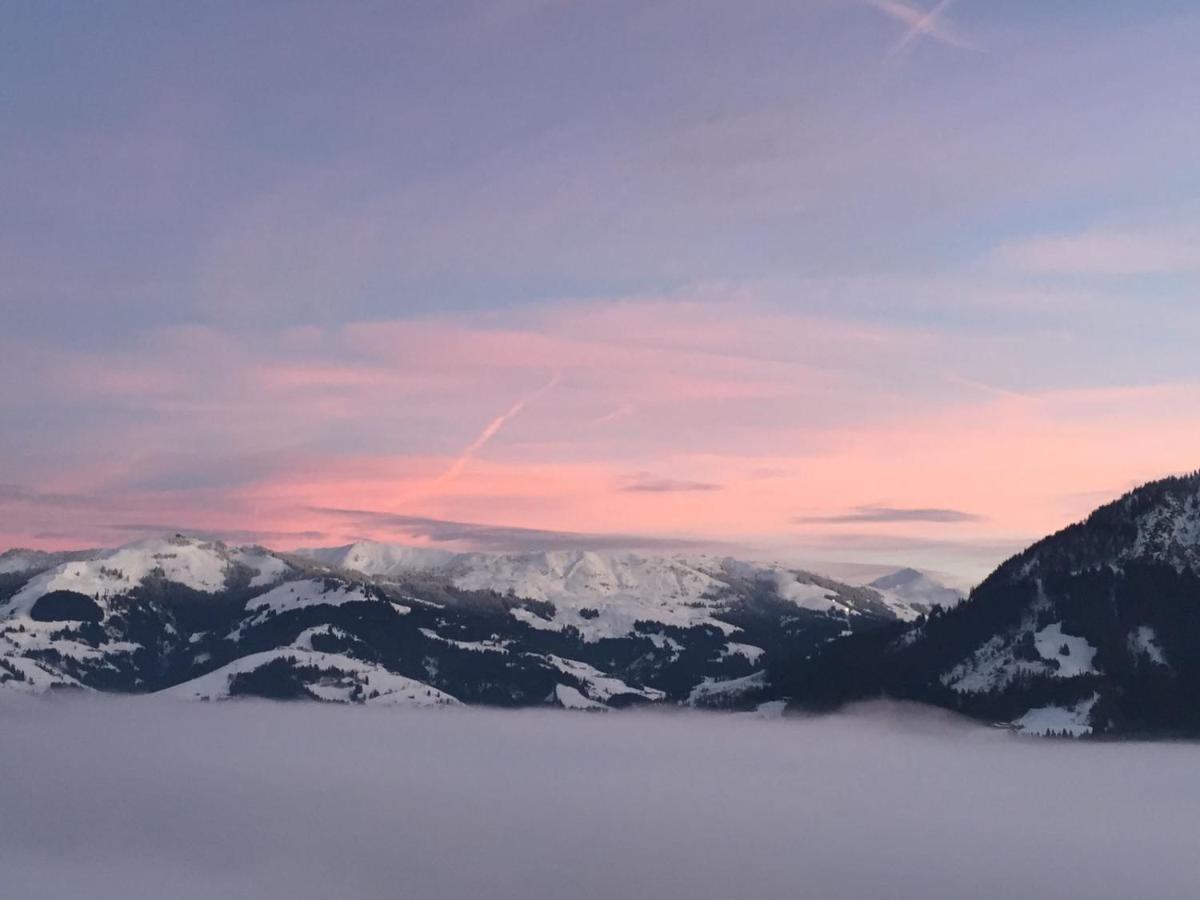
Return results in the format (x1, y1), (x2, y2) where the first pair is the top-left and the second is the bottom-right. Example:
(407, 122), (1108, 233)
(869, 0), (977, 55)
(943, 372), (1032, 401)
(435, 373), (560, 485)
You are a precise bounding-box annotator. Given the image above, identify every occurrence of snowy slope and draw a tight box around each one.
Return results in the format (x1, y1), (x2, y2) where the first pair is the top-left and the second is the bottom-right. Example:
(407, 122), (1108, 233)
(539, 654), (665, 704)
(291, 543), (922, 639)
(1015, 694), (1099, 736)
(244, 579), (406, 622)
(162, 648), (459, 706)
(2, 536), (294, 618)
(294, 541), (457, 576)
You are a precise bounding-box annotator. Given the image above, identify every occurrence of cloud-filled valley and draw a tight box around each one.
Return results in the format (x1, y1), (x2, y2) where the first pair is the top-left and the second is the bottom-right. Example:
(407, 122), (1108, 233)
(2, 699), (1197, 900)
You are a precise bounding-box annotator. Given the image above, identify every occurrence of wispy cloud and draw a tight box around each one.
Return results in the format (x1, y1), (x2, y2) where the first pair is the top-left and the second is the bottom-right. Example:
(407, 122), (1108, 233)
(308, 508), (727, 553)
(0, 484), (90, 508)
(943, 373), (1033, 401)
(621, 477), (723, 494)
(796, 505), (983, 524)
(7, 299), (1200, 584)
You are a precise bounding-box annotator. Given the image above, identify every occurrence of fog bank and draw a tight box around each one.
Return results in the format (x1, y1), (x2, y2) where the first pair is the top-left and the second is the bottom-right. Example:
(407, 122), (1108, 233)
(1, 700), (1197, 899)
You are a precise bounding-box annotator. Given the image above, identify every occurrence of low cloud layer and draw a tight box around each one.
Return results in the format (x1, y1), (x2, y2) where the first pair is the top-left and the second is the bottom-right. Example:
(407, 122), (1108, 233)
(1, 700), (1198, 900)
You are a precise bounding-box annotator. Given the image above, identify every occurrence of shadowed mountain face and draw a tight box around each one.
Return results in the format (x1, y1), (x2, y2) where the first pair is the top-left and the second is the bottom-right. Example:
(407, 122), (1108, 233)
(773, 471), (1200, 736)
(0, 535), (941, 711)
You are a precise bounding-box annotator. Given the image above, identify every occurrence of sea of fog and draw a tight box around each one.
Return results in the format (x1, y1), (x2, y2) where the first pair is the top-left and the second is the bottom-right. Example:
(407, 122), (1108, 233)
(1, 700), (1198, 900)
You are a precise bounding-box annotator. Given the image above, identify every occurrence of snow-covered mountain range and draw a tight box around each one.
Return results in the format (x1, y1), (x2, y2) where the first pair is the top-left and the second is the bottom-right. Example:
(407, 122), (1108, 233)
(299, 541), (944, 637)
(0, 535), (957, 710)
(21, 469), (1200, 738)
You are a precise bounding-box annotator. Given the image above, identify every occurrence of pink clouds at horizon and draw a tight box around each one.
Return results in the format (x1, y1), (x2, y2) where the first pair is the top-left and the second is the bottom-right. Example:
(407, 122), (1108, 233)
(3, 292), (1199, 580)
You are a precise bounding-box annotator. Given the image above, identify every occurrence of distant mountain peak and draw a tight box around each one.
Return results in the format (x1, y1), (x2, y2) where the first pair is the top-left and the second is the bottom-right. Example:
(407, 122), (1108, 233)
(868, 567), (924, 589)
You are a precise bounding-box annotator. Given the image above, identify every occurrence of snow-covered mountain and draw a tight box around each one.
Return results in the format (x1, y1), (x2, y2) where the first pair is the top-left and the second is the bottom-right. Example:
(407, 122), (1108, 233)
(3, 537), (290, 617)
(0, 534), (947, 711)
(296, 541), (457, 577)
(775, 471), (1200, 737)
(297, 541), (929, 640)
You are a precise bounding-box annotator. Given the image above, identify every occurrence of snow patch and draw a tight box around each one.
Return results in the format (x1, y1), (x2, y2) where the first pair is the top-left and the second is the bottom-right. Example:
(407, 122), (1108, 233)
(1015, 694), (1099, 736)
(419, 628), (510, 654)
(541, 655), (664, 703)
(553, 684), (606, 710)
(721, 642), (765, 663)
(687, 670), (767, 706)
(1033, 622), (1098, 677)
(161, 649), (459, 707)
(247, 580), (382, 619)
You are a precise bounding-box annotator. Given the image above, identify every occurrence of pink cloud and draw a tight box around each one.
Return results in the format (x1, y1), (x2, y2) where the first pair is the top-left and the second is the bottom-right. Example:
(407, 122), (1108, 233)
(5, 293), (1200, 581)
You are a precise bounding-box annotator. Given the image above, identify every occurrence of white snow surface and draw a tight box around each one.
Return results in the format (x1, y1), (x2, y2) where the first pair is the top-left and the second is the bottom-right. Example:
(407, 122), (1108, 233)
(247, 579), (383, 618)
(553, 684), (607, 710)
(291, 542), (926, 640)
(293, 540), (458, 576)
(941, 634), (1041, 694)
(290, 625), (353, 651)
(540, 654), (664, 703)
(722, 642), (766, 663)
(419, 628), (510, 654)
(2, 619), (140, 666)
(1015, 694), (1099, 736)
(452, 550), (734, 639)
(943, 620), (1099, 693)
(161, 648), (458, 706)
(236, 550), (292, 588)
(687, 670), (767, 706)
(1033, 622), (1098, 677)
(0, 652), (86, 695)
(2, 537), (295, 618)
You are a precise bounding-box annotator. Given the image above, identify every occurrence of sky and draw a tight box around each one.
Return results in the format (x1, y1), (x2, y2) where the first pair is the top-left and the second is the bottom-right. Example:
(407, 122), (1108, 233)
(3, 1), (1200, 581)
(3, 699), (1200, 898)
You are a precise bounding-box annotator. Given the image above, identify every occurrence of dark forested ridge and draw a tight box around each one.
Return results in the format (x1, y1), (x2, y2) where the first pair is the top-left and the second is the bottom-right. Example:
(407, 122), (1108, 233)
(771, 471), (1200, 736)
